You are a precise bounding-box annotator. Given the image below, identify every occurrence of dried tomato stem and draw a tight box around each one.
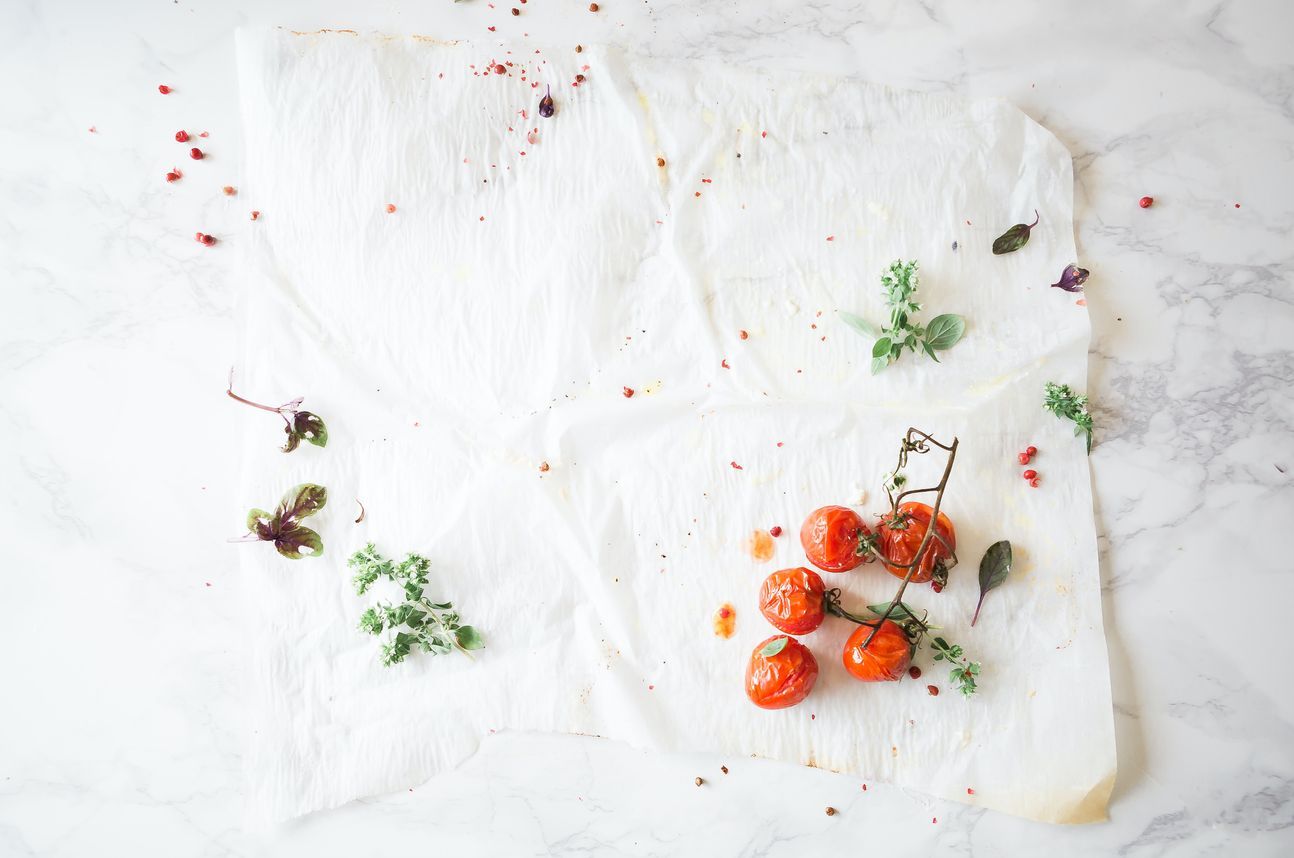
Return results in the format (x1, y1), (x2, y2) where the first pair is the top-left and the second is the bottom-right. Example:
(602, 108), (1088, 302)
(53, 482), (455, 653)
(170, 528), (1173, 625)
(824, 590), (879, 627)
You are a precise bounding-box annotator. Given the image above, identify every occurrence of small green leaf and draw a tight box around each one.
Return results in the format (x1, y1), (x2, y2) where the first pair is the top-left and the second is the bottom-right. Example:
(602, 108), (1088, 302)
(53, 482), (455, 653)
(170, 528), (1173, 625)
(455, 626), (485, 650)
(759, 637), (789, 658)
(274, 525), (323, 559)
(867, 601), (919, 623)
(294, 411), (328, 448)
(871, 337), (892, 359)
(924, 314), (965, 351)
(839, 312), (881, 340)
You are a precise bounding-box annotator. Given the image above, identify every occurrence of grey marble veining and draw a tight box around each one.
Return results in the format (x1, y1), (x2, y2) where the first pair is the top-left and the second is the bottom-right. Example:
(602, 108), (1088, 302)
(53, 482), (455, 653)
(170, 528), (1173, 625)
(1, 0), (1291, 855)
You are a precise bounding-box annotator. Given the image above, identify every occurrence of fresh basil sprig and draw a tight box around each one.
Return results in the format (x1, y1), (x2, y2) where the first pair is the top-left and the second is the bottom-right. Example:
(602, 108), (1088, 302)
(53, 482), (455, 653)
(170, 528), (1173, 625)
(992, 210), (1040, 255)
(972, 540), (1012, 626)
(237, 483), (328, 559)
(349, 543), (484, 666)
(842, 260), (966, 375)
(227, 371), (328, 453)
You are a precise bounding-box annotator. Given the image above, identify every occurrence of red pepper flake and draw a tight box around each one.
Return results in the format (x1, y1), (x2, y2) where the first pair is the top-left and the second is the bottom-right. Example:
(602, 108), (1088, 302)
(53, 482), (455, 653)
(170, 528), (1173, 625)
(694, 191), (702, 198)
(223, 186), (237, 196)
(386, 203), (396, 213)
(250, 210), (260, 221)
(826, 235), (834, 241)
(175, 130), (189, 143)
(927, 685), (939, 696)
(488, 26), (496, 32)
(1022, 469), (1037, 480)
(761, 130), (767, 138)
(158, 84), (171, 94)
(769, 526), (782, 537)
(1234, 202), (1241, 208)
(701, 178), (712, 184)
(165, 169), (182, 183)
(721, 359), (730, 369)
(189, 147), (204, 160)
(730, 461), (743, 470)
(199, 132), (208, 138)
(622, 387), (635, 398)
(908, 665), (921, 679)
(195, 233), (216, 246)
(494, 63), (506, 74)
(967, 787), (975, 795)
(511, 7), (520, 14)
(479, 215), (486, 221)
(575, 74), (585, 83)
(1138, 196), (1153, 208)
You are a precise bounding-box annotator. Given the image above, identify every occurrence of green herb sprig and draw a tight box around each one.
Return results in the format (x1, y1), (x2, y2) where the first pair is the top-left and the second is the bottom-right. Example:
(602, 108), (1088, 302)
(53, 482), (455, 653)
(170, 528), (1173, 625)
(348, 543), (483, 666)
(931, 636), (980, 696)
(1044, 381), (1094, 453)
(841, 260), (965, 375)
(234, 483), (328, 559)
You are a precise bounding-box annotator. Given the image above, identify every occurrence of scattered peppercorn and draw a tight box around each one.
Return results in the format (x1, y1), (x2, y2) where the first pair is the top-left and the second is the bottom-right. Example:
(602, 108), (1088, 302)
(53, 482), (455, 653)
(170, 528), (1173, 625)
(575, 74), (585, 83)
(769, 526), (782, 537)
(589, 2), (599, 9)
(175, 130), (189, 142)
(1026, 445), (1038, 457)
(494, 63), (506, 75)
(223, 186), (236, 196)
(825, 807), (836, 816)
(927, 685), (939, 696)
(189, 147), (204, 160)
(908, 665), (922, 679)
(1017, 451), (1031, 465)
(1022, 469), (1037, 480)
(967, 787), (975, 795)
(539, 461), (550, 472)
(694, 777), (703, 786)
(739, 329), (748, 339)
(165, 169), (182, 183)
(720, 765), (728, 775)
(576, 45), (583, 53)
(158, 84), (171, 94)
(250, 211), (260, 221)
(195, 233), (216, 246)
(622, 387), (634, 398)
(511, 7), (520, 14)
(1139, 196), (1153, 208)
(1029, 477), (1041, 488)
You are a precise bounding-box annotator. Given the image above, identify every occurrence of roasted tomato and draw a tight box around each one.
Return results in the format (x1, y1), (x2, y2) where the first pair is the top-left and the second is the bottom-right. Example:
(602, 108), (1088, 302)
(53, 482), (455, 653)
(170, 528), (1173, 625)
(745, 635), (819, 709)
(877, 502), (956, 585)
(841, 619), (912, 682)
(800, 505), (874, 572)
(758, 567), (827, 635)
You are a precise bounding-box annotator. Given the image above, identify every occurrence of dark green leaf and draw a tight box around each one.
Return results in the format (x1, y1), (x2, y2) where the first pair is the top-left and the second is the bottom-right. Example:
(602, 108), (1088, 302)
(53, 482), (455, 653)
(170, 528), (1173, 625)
(759, 637), (789, 658)
(992, 211), (1039, 255)
(973, 539), (1013, 629)
(839, 312), (881, 340)
(921, 340), (940, 362)
(871, 337), (892, 359)
(275, 483), (328, 526)
(867, 601), (920, 623)
(294, 411), (328, 448)
(455, 626), (485, 650)
(274, 525), (323, 559)
(924, 314), (965, 351)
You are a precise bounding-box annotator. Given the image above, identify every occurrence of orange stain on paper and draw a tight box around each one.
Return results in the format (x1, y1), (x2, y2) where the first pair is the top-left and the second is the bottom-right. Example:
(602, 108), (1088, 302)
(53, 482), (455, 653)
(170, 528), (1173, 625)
(747, 529), (775, 561)
(713, 603), (736, 638)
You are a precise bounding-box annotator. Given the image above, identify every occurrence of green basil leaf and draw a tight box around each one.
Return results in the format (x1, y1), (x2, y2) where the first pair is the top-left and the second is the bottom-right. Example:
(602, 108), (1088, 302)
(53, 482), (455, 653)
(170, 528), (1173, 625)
(992, 210), (1039, 255)
(871, 337), (892, 359)
(455, 626), (485, 650)
(759, 637), (789, 658)
(870, 355), (889, 375)
(867, 601), (918, 623)
(274, 525), (323, 559)
(924, 314), (965, 351)
(294, 411), (328, 448)
(839, 312), (881, 340)
(275, 483), (328, 526)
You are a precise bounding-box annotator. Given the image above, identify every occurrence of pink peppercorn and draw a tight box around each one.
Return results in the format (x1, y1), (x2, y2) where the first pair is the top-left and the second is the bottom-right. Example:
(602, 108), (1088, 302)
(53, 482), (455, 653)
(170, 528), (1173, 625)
(769, 526), (782, 537)
(1139, 196), (1153, 208)
(1023, 469), (1037, 480)
(158, 84), (171, 94)
(1029, 477), (1041, 488)
(1025, 445), (1037, 457)
(623, 387), (634, 398)
(175, 130), (189, 142)
(1017, 452), (1031, 465)
(190, 147), (204, 160)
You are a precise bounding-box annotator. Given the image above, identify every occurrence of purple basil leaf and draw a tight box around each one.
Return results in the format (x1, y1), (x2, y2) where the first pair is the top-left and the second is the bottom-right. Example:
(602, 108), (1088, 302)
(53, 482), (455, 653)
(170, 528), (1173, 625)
(246, 508), (276, 541)
(538, 85), (554, 118)
(991, 209), (1040, 255)
(281, 426), (302, 453)
(274, 525), (323, 559)
(1050, 264), (1090, 292)
(293, 411), (328, 448)
(274, 483), (328, 528)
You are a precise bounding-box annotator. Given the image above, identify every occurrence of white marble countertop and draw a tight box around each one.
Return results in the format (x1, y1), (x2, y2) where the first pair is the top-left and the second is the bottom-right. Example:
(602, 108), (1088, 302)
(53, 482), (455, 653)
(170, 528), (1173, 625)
(2, 0), (1291, 855)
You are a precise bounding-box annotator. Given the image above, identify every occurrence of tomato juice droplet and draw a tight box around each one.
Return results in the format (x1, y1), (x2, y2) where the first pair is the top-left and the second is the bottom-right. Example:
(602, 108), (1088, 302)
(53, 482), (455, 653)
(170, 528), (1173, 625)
(746, 529), (775, 561)
(713, 603), (736, 638)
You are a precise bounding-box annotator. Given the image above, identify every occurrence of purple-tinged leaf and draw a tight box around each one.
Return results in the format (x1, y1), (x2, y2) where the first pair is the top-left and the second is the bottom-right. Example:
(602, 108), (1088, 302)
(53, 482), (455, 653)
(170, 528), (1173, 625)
(1050, 264), (1090, 292)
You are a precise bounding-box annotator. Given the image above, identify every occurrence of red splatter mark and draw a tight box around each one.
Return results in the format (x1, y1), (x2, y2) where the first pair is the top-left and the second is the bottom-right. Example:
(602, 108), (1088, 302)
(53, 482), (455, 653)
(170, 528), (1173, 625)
(721, 359), (730, 369)
(694, 191), (702, 198)
(701, 178), (712, 183)
(776, 442), (783, 448)
(826, 235), (834, 241)
(88, 126), (96, 133)
(730, 461), (743, 470)
(761, 130), (767, 138)
(198, 132), (208, 138)
(811, 713), (816, 720)
(1234, 202), (1241, 208)
(488, 26), (496, 32)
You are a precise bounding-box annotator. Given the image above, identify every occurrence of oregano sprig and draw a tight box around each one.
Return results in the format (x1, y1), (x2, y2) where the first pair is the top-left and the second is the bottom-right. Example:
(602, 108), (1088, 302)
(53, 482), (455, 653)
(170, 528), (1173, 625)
(841, 260), (965, 375)
(233, 483), (328, 559)
(227, 370), (328, 453)
(930, 636), (980, 696)
(1044, 381), (1094, 454)
(348, 543), (483, 666)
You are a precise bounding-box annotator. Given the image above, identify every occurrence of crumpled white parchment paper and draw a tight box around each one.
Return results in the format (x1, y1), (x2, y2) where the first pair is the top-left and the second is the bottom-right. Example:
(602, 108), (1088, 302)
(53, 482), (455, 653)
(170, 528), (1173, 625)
(234, 27), (1114, 825)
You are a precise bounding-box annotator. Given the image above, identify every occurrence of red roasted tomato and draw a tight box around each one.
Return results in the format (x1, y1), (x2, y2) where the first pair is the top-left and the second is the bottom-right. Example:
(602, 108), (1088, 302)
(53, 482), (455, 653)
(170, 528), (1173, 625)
(876, 502), (956, 585)
(800, 505), (874, 572)
(758, 567), (827, 635)
(841, 619), (913, 682)
(745, 635), (819, 709)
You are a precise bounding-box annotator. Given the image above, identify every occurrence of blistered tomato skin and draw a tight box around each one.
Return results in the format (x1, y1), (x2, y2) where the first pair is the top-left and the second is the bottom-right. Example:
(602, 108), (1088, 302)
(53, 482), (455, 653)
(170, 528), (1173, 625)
(877, 502), (956, 584)
(842, 620), (912, 682)
(746, 636), (820, 709)
(758, 567), (827, 635)
(800, 505), (873, 572)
